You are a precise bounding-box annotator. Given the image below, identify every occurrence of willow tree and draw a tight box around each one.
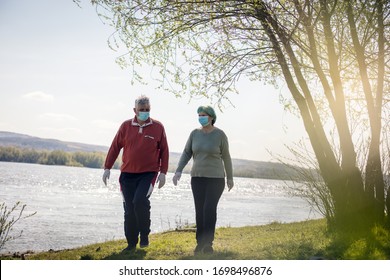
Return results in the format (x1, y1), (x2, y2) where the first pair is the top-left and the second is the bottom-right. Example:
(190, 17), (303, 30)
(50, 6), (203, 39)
(90, 0), (390, 229)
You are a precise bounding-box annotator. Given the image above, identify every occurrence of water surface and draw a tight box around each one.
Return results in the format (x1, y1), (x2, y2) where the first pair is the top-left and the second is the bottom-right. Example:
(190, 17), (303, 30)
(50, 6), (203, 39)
(0, 162), (319, 252)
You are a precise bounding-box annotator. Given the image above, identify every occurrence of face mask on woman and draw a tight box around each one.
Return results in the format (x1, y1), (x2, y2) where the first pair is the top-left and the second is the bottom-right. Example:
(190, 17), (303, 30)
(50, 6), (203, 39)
(198, 115), (209, 127)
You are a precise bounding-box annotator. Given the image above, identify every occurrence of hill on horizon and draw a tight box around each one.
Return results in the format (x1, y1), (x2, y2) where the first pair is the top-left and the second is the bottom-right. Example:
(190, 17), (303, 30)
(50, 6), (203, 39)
(0, 131), (303, 180)
(0, 131), (108, 153)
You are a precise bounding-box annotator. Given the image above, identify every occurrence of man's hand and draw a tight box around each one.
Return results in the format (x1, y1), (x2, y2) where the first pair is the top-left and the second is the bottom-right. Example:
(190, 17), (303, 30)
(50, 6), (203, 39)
(156, 173), (166, 189)
(102, 169), (110, 186)
(172, 172), (181, 186)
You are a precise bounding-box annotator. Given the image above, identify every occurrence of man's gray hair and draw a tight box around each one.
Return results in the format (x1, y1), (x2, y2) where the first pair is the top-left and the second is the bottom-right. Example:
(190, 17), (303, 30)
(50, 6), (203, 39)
(135, 95), (150, 107)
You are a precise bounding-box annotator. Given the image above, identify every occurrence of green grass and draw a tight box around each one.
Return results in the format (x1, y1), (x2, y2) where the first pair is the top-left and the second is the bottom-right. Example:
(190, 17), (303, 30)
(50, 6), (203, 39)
(2, 219), (390, 260)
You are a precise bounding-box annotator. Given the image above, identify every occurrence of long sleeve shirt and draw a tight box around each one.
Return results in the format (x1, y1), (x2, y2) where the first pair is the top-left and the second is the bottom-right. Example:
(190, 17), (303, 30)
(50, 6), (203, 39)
(104, 117), (169, 174)
(176, 128), (233, 179)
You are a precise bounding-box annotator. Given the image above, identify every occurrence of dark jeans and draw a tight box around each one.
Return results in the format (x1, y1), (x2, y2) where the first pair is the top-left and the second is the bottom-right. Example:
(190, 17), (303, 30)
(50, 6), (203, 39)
(191, 177), (225, 248)
(119, 172), (157, 247)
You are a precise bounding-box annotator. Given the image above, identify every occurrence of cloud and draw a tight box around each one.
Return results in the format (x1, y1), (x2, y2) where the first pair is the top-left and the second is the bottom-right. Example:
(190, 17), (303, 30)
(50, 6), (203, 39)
(91, 120), (119, 130)
(39, 113), (77, 122)
(38, 127), (82, 137)
(0, 122), (14, 131)
(22, 91), (54, 102)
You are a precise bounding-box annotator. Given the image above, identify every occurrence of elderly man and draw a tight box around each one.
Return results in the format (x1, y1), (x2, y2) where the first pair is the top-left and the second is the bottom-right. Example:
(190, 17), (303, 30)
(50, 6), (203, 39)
(103, 95), (169, 251)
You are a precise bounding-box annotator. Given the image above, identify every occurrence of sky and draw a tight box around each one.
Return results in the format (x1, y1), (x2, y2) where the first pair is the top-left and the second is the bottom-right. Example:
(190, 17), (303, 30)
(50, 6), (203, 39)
(0, 0), (308, 163)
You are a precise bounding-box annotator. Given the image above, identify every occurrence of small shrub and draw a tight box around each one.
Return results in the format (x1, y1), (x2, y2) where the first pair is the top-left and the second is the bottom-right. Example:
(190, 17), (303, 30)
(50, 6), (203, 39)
(0, 201), (36, 251)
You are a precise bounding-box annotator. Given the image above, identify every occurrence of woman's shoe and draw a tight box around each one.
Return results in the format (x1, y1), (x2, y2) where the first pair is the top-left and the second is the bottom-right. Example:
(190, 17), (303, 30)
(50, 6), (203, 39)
(194, 244), (204, 254)
(202, 245), (214, 254)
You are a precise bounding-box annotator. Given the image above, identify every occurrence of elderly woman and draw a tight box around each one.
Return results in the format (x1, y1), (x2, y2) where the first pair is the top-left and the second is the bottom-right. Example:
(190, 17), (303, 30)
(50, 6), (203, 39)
(173, 105), (234, 254)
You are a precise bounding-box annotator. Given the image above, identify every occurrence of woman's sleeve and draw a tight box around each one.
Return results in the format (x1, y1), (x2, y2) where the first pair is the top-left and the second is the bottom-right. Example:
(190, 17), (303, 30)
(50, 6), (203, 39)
(175, 130), (194, 173)
(221, 131), (233, 179)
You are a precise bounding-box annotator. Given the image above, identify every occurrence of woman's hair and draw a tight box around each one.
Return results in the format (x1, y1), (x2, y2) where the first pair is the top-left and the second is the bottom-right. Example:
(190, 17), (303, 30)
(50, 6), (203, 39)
(197, 106), (216, 125)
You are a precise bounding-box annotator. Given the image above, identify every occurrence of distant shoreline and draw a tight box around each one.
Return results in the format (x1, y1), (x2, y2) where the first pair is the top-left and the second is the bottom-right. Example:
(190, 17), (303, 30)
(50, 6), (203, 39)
(0, 154), (302, 181)
(0, 131), (307, 180)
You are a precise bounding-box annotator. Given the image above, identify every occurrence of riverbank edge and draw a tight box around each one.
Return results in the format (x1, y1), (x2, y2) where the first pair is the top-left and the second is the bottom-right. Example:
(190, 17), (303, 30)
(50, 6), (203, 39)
(2, 218), (390, 260)
(1, 219), (327, 260)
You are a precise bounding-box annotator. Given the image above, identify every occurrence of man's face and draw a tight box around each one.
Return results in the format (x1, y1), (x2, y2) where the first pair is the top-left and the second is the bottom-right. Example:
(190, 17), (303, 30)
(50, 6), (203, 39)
(134, 103), (151, 123)
(134, 103), (151, 114)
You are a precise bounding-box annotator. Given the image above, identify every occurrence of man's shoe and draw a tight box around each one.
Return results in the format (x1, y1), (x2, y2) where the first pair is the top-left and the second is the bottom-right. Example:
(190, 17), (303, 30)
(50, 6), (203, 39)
(140, 235), (149, 248)
(122, 245), (136, 253)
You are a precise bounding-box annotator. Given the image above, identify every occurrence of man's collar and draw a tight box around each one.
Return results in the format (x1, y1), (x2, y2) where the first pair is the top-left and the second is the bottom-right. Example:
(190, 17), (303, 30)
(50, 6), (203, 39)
(131, 117), (153, 127)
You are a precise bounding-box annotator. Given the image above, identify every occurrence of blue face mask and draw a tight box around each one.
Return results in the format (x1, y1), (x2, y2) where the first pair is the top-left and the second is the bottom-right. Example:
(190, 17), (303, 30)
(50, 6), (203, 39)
(138, 111), (150, 121)
(198, 116), (209, 127)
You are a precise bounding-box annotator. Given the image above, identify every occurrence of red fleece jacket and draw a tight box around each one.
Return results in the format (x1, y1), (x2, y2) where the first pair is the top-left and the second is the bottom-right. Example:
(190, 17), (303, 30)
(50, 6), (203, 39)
(104, 117), (169, 174)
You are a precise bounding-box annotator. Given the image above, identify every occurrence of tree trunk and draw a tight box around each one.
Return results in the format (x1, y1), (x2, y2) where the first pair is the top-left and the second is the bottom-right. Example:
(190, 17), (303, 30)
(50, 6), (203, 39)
(259, 0), (384, 229)
(346, 0), (385, 223)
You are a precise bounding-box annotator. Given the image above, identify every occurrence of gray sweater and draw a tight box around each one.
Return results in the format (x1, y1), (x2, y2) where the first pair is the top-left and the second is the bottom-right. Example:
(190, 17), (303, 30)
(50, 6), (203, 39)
(176, 127), (233, 179)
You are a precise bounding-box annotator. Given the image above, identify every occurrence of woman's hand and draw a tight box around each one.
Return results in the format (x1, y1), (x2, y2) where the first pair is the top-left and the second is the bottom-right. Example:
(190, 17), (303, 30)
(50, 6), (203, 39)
(172, 172), (182, 186)
(227, 179), (234, 191)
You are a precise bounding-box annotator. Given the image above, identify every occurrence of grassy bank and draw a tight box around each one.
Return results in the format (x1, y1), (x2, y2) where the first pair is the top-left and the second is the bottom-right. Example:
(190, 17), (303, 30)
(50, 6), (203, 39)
(2, 219), (390, 260)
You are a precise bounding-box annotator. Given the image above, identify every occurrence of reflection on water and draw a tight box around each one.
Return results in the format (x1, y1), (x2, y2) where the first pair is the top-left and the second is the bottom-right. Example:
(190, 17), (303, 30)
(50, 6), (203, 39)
(0, 162), (319, 253)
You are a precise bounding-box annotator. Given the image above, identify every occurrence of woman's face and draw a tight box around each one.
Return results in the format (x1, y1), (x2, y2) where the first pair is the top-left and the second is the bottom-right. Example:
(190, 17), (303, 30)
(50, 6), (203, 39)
(198, 113), (211, 126)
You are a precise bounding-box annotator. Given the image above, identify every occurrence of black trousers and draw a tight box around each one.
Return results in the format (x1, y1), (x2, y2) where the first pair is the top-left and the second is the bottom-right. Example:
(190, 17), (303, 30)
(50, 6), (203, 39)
(191, 177), (225, 247)
(119, 172), (156, 247)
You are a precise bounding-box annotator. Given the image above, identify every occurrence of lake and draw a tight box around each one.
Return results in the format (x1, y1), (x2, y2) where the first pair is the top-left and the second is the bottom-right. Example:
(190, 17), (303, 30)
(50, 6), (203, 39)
(0, 161), (320, 253)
